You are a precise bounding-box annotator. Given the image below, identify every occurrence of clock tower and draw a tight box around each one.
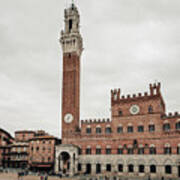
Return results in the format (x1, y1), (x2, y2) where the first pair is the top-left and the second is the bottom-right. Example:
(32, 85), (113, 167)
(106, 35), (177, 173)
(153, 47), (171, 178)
(60, 3), (83, 140)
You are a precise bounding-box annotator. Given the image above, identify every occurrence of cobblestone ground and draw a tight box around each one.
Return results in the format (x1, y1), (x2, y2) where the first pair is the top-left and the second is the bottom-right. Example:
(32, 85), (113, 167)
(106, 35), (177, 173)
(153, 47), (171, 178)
(0, 173), (178, 180)
(0, 173), (76, 180)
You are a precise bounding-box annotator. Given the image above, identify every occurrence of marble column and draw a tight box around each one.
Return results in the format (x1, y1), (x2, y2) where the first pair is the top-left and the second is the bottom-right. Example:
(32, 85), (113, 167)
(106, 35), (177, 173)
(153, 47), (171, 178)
(172, 165), (178, 178)
(92, 163), (96, 175)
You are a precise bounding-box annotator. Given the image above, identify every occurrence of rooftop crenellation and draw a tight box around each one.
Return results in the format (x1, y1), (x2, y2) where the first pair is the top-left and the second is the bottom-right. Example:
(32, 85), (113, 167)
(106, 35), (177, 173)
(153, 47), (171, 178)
(111, 82), (162, 103)
(81, 118), (111, 124)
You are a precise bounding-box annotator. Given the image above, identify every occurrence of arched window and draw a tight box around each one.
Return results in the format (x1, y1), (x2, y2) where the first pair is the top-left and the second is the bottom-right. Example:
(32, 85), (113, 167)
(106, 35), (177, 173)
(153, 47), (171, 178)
(127, 145), (134, 154)
(96, 164), (101, 174)
(78, 147), (82, 155)
(148, 105), (153, 113)
(150, 165), (156, 173)
(164, 143), (171, 154)
(127, 124), (133, 133)
(177, 144), (180, 154)
(117, 145), (123, 154)
(68, 19), (73, 32)
(96, 146), (101, 155)
(139, 165), (145, 173)
(78, 163), (82, 171)
(36, 147), (39, 152)
(118, 164), (123, 172)
(119, 110), (123, 116)
(138, 145), (144, 154)
(165, 165), (172, 174)
(128, 164), (134, 172)
(86, 163), (91, 174)
(138, 125), (144, 132)
(117, 125), (123, 133)
(106, 164), (111, 172)
(163, 121), (170, 131)
(86, 146), (91, 155)
(96, 126), (101, 134)
(86, 126), (91, 134)
(106, 145), (111, 154)
(105, 125), (112, 134)
(176, 120), (180, 130)
(149, 124), (155, 132)
(149, 144), (156, 154)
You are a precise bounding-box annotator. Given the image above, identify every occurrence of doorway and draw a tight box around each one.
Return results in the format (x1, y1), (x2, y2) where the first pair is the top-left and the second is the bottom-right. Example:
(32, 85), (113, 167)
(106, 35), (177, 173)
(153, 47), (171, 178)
(86, 163), (91, 174)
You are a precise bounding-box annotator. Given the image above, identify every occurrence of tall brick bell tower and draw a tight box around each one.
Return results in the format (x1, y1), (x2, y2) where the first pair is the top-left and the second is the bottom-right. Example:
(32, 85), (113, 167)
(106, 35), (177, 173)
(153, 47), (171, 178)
(60, 3), (83, 142)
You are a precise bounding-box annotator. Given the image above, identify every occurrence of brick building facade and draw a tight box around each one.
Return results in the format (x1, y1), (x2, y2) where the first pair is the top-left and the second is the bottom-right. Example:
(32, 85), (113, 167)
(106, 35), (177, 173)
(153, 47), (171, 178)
(55, 3), (180, 178)
(0, 128), (14, 168)
(0, 130), (60, 172)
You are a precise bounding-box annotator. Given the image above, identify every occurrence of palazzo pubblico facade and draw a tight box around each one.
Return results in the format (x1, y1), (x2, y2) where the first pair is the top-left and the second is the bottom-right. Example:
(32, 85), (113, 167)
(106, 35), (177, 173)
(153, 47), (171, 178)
(0, 3), (180, 179)
(55, 3), (180, 179)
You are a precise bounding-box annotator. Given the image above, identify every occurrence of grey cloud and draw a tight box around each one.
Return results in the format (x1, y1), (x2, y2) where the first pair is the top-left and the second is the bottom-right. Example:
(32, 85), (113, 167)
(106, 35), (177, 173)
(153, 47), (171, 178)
(0, 0), (179, 138)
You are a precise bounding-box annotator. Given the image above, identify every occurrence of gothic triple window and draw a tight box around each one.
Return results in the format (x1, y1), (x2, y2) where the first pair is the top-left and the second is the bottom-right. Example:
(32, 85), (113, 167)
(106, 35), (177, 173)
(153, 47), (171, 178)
(149, 124), (155, 132)
(138, 145), (144, 154)
(86, 146), (91, 155)
(127, 145), (134, 154)
(177, 144), (180, 154)
(138, 125), (144, 132)
(164, 144), (171, 154)
(138, 148), (144, 154)
(176, 120), (180, 130)
(96, 126), (101, 134)
(117, 125), (123, 133)
(96, 147), (101, 155)
(105, 125), (112, 134)
(106, 146), (111, 154)
(163, 122), (170, 131)
(127, 126), (133, 133)
(149, 145), (156, 154)
(86, 126), (91, 134)
(117, 148), (123, 154)
(148, 105), (153, 113)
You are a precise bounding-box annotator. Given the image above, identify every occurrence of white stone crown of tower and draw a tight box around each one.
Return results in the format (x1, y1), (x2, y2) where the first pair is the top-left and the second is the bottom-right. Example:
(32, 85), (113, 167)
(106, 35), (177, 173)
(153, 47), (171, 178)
(60, 3), (83, 56)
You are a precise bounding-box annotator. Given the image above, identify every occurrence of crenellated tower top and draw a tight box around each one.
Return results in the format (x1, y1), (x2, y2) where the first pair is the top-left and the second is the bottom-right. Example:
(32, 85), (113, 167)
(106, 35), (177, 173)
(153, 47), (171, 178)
(60, 3), (83, 56)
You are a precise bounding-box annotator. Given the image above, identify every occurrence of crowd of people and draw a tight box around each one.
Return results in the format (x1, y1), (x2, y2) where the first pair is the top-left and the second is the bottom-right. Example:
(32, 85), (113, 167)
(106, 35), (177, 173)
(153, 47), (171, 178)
(40, 174), (48, 180)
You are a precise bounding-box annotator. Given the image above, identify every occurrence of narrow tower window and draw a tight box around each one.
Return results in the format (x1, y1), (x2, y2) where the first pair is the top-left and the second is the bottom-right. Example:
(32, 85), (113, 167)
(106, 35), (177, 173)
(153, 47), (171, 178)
(69, 19), (73, 32)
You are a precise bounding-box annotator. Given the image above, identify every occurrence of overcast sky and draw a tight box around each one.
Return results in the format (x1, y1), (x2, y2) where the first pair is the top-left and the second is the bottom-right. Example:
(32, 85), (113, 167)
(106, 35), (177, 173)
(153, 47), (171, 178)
(0, 0), (180, 138)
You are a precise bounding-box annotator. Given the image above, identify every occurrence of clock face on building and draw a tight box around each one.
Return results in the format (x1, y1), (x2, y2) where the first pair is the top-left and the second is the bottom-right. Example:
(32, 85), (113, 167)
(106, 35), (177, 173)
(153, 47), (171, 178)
(64, 113), (74, 123)
(130, 105), (140, 115)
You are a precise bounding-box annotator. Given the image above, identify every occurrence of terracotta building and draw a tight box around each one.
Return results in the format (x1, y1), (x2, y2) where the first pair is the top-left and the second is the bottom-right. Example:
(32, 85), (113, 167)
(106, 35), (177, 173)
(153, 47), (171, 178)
(29, 132), (60, 172)
(55, 3), (180, 179)
(0, 129), (60, 172)
(0, 128), (14, 168)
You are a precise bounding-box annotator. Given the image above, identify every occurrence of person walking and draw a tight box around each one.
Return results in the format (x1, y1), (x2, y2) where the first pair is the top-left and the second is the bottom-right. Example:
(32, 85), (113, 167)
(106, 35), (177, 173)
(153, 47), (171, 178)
(45, 174), (48, 180)
(40, 175), (43, 180)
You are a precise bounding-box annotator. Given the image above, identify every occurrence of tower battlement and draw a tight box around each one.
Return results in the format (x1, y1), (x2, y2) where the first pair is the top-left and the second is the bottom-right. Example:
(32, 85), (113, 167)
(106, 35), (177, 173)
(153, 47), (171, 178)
(81, 118), (110, 124)
(162, 112), (180, 119)
(111, 82), (162, 104)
